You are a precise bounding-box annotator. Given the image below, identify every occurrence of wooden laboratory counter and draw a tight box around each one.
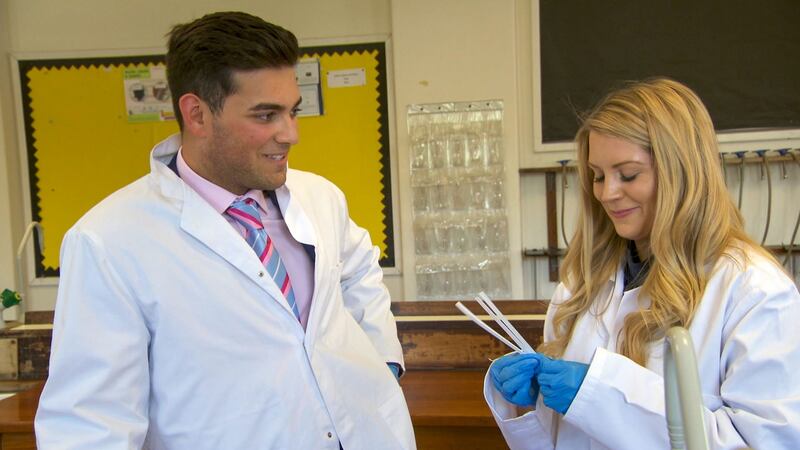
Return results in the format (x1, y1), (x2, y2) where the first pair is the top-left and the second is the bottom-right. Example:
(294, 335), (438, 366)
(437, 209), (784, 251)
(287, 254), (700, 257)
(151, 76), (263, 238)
(0, 382), (40, 449)
(400, 369), (507, 449)
(0, 371), (505, 449)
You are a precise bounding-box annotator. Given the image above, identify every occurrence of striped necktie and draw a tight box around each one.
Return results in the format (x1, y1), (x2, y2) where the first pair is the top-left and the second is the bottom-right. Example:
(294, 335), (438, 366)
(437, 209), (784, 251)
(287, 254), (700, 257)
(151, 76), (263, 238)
(226, 198), (300, 320)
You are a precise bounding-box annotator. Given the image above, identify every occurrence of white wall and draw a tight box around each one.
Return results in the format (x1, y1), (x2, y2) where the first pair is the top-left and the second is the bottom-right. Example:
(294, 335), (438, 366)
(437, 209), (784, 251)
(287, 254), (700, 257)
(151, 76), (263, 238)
(0, 1), (23, 320)
(6, 0), (391, 52)
(0, 0), (399, 311)
(2, 0), (798, 314)
(520, 165), (800, 301)
(390, 0), (525, 299)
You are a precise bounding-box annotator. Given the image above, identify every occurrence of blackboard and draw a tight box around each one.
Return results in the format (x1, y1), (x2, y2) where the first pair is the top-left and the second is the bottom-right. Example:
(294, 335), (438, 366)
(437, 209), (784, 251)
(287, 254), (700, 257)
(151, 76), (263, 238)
(540, 0), (800, 142)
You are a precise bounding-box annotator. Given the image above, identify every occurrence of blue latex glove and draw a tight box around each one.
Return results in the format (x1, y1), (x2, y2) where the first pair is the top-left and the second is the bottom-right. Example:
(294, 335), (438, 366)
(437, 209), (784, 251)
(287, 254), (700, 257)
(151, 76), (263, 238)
(489, 353), (541, 406)
(537, 355), (589, 414)
(387, 363), (401, 381)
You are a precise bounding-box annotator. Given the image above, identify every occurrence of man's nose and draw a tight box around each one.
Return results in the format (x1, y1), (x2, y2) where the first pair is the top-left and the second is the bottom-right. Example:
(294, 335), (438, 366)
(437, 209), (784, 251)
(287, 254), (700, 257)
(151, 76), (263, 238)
(276, 114), (299, 145)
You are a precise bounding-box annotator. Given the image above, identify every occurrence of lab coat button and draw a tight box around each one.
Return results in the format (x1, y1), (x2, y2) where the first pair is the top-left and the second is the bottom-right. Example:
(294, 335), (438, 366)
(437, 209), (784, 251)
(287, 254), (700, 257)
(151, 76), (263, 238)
(258, 271), (265, 277)
(327, 432), (333, 438)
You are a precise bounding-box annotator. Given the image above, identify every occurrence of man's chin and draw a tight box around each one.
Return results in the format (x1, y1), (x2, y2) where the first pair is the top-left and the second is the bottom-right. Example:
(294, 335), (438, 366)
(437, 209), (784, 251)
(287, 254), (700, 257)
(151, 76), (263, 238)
(259, 176), (287, 191)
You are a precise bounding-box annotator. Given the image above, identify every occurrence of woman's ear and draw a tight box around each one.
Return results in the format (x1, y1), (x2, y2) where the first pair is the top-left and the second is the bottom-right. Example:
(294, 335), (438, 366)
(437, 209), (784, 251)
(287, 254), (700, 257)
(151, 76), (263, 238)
(178, 93), (210, 137)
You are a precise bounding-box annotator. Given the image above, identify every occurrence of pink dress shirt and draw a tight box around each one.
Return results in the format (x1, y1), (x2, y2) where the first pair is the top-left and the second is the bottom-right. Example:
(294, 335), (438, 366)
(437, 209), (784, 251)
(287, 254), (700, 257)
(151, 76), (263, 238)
(176, 149), (315, 329)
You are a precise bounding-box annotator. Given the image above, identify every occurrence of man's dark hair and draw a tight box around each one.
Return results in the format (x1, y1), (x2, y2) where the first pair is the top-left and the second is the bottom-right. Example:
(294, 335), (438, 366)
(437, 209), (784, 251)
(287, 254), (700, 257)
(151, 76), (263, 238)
(166, 11), (299, 129)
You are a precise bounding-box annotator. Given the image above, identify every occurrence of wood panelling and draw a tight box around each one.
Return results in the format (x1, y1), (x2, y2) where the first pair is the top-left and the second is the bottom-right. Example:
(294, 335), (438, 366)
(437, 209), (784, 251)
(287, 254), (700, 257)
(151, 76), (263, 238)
(392, 300), (548, 316)
(15, 336), (50, 381)
(4, 301), (549, 377)
(0, 432), (36, 450)
(399, 320), (544, 369)
(21, 312), (53, 325)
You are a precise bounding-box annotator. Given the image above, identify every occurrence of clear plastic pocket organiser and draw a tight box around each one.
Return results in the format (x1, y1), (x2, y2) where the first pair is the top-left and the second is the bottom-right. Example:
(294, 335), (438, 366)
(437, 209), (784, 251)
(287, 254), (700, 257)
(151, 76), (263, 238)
(407, 101), (511, 300)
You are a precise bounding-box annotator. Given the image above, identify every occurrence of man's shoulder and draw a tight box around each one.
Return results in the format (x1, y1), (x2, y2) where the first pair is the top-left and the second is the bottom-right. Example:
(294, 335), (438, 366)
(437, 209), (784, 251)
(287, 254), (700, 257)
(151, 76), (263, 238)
(72, 176), (161, 231)
(286, 168), (336, 186)
(285, 168), (344, 197)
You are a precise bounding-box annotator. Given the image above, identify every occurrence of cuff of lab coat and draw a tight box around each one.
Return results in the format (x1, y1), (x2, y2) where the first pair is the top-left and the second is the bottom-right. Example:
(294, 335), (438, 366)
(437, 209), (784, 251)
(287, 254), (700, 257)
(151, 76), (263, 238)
(483, 368), (552, 450)
(563, 346), (607, 424)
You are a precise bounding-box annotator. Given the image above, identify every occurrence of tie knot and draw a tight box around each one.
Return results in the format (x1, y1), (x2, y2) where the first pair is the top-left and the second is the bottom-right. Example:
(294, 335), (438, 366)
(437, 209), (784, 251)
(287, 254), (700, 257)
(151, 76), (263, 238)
(227, 198), (263, 230)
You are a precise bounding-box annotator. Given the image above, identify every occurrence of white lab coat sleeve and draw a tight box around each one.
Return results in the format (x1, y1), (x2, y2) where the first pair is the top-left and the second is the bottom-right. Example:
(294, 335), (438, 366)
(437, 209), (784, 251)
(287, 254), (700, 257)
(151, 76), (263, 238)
(334, 187), (404, 367)
(563, 263), (800, 449)
(483, 363), (556, 450)
(707, 267), (800, 448)
(563, 348), (671, 449)
(34, 228), (150, 449)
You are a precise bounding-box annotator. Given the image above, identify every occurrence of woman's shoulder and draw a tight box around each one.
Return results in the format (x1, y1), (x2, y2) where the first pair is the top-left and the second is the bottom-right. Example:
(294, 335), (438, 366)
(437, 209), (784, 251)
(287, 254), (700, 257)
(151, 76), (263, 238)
(711, 243), (798, 304)
(715, 244), (785, 277)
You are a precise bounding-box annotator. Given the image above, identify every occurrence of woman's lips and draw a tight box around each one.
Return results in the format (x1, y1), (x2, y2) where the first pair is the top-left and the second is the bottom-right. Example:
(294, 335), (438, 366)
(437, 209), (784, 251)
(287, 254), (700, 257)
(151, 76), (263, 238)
(609, 207), (637, 219)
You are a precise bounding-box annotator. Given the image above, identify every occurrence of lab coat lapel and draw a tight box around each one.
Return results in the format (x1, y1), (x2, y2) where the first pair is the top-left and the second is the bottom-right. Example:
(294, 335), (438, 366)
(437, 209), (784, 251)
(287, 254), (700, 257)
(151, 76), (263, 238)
(275, 182), (317, 247)
(593, 268), (624, 348)
(179, 188), (297, 317)
(276, 180), (330, 346)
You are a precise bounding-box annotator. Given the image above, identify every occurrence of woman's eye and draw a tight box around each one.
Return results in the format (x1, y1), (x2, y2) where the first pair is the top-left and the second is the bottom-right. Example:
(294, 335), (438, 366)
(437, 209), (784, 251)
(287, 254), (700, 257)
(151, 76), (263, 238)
(620, 173), (638, 182)
(592, 174), (604, 183)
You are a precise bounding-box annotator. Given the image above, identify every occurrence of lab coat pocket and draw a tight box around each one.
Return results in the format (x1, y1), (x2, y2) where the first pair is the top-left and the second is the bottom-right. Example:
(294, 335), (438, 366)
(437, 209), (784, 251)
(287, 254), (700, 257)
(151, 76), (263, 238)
(378, 388), (417, 450)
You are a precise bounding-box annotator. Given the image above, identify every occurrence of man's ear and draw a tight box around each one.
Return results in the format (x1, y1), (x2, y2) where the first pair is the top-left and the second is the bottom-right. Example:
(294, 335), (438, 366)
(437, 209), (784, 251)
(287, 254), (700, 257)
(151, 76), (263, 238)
(178, 93), (211, 137)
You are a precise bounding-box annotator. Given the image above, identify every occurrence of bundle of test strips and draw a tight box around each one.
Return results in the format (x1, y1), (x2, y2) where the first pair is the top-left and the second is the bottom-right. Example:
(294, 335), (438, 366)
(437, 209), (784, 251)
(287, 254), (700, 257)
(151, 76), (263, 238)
(455, 292), (536, 354)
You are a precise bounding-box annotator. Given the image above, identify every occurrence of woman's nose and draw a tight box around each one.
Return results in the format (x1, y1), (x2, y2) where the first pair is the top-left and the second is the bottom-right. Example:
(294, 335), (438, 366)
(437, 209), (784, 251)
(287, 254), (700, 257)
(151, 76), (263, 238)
(598, 179), (622, 202)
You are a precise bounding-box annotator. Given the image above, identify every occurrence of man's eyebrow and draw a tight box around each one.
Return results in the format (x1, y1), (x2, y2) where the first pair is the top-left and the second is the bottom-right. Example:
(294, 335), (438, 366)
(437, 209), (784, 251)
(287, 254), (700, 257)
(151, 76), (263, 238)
(248, 98), (303, 112)
(248, 103), (283, 112)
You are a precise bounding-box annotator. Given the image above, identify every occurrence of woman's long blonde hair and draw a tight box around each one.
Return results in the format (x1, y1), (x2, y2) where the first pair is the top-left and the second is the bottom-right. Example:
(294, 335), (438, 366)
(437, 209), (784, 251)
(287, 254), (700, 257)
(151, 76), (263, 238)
(539, 78), (774, 365)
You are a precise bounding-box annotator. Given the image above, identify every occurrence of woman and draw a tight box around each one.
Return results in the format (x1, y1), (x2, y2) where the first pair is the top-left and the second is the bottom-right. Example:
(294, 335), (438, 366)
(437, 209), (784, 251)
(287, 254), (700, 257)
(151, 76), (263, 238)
(486, 78), (800, 449)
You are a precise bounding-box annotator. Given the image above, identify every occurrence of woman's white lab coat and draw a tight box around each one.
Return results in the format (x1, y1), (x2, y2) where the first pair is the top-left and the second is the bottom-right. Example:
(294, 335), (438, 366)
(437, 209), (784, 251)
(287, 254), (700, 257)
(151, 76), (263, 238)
(35, 135), (415, 449)
(485, 248), (800, 449)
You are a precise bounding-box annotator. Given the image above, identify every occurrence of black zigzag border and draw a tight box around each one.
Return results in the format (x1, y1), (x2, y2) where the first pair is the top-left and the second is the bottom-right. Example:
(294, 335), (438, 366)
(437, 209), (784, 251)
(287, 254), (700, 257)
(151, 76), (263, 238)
(301, 42), (395, 268)
(18, 43), (395, 275)
(19, 55), (166, 278)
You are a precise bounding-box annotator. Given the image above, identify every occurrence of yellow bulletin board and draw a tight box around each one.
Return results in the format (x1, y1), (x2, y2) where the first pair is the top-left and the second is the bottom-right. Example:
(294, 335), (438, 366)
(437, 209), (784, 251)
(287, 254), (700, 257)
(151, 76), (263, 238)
(18, 42), (395, 277)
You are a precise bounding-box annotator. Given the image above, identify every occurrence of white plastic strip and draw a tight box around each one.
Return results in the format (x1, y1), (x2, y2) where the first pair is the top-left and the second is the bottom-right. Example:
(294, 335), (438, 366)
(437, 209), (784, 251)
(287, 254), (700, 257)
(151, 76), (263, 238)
(475, 292), (535, 353)
(455, 301), (521, 352)
(473, 295), (523, 350)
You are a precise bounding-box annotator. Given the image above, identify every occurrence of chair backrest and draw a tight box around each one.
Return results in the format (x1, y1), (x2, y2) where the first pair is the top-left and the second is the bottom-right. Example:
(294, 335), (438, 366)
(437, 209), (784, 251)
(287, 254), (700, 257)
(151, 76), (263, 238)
(664, 326), (710, 450)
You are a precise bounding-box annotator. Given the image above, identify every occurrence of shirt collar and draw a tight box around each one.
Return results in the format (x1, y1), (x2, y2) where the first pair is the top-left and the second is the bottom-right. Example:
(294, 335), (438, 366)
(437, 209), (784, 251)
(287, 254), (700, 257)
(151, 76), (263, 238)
(176, 147), (268, 213)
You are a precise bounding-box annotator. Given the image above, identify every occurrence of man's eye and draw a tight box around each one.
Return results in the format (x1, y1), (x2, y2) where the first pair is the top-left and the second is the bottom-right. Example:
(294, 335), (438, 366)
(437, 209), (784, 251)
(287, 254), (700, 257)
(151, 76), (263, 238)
(256, 112), (277, 122)
(290, 107), (301, 118)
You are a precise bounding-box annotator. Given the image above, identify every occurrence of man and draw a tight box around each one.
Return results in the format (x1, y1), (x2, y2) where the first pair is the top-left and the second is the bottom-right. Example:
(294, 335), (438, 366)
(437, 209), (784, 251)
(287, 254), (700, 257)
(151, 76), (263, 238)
(35, 11), (415, 449)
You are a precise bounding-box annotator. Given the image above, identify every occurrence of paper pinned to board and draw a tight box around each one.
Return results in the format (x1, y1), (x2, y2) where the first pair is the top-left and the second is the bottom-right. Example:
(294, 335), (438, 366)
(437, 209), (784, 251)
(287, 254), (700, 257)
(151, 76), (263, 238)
(455, 292), (536, 353)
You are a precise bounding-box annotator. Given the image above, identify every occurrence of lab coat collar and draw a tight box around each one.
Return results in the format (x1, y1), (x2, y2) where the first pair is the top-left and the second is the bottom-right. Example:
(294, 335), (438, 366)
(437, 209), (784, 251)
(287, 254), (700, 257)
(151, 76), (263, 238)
(589, 265), (626, 348)
(179, 186), (302, 323)
(149, 133), (318, 249)
(149, 133), (185, 201)
(277, 172), (318, 248)
(145, 133), (305, 322)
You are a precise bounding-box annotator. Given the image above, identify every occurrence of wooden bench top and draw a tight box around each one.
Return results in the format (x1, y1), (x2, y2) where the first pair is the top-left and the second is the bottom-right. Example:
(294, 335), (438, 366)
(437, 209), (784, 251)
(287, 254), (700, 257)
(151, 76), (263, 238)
(0, 370), (496, 432)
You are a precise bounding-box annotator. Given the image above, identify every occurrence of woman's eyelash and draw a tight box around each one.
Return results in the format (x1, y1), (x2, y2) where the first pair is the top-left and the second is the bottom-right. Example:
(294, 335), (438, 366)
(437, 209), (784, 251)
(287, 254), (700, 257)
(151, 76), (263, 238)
(592, 173), (638, 182)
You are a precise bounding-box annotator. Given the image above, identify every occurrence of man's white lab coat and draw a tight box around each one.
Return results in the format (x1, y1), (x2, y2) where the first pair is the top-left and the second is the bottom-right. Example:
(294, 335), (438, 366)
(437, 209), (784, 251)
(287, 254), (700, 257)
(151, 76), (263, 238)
(485, 248), (800, 449)
(35, 134), (415, 449)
